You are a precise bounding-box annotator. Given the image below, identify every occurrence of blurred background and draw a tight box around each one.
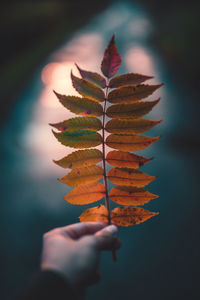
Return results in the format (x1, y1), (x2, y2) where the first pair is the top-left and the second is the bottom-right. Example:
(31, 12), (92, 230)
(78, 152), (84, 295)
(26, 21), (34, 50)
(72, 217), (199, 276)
(0, 0), (199, 299)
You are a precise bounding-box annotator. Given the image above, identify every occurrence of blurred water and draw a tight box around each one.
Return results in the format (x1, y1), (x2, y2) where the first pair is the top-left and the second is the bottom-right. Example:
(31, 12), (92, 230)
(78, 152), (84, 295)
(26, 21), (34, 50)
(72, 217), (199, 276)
(1, 1), (199, 299)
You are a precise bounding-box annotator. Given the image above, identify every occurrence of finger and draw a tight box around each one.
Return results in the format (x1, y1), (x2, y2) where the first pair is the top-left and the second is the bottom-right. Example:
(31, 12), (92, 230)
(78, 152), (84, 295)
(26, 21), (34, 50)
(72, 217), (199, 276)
(60, 222), (107, 239)
(113, 238), (122, 250)
(94, 225), (119, 250)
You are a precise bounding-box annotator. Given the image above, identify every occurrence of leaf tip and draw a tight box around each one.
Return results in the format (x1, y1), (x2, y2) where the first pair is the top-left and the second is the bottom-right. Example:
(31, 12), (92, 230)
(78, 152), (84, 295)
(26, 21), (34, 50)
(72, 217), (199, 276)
(53, 90), (61, 99)
(110, 33), (115, 43)
(75, 63), (81, 72)
(51, 129), (58, 138)
(71, 69), (75, 79)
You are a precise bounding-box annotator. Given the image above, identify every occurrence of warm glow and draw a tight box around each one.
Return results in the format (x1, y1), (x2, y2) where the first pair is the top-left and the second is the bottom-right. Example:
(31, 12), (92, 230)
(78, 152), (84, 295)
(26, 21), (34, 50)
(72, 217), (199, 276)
(40, 62), (79, 109)
(22, 33), (103, 174)
(125, 46), (155, 76)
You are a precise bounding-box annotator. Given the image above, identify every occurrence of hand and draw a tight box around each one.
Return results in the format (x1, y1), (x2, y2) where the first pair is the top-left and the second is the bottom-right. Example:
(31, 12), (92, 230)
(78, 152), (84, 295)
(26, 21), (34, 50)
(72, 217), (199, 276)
(41, 222), (121, 290)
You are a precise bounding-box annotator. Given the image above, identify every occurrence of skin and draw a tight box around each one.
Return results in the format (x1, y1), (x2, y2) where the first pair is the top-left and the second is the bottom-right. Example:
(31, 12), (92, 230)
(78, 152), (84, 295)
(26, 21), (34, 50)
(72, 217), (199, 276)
(41, 222), (121, 297)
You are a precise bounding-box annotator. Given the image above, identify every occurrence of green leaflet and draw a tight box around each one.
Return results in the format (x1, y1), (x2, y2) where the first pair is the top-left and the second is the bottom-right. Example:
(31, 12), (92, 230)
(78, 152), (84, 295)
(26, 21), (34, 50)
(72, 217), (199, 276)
(50, 117), (102, 132)
(52, 130), (102, 148)
(76, 64), (106, 88)
(59, 165), (104, 187)
(71, 72), (105, 102)
(53, 149), (103, 169)
(108, 84), (163, 104)
(54, 92), (103, 117)
(106, 98), (160, 119)
(109, 73), (153, 88)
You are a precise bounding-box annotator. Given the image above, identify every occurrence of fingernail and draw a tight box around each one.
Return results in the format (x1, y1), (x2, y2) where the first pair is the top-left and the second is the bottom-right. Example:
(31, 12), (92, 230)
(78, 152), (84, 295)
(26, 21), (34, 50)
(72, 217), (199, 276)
(105, 225), (118, 237)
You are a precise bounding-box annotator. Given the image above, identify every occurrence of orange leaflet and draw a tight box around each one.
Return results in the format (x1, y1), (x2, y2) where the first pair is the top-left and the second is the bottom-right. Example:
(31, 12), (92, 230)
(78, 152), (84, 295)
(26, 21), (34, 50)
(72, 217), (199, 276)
(64, 182), (105, 205)
(109, 186), (159, 206)
(107, 167), (156, 188)
(79, 205), (108, 222)
(106, 150), (152, 168)
(111, 206), (158, 226)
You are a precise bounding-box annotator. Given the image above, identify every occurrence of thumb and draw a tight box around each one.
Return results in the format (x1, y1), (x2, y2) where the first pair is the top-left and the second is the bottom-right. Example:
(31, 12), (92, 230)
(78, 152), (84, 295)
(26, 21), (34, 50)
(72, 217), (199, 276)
(94, 225), (118, 250)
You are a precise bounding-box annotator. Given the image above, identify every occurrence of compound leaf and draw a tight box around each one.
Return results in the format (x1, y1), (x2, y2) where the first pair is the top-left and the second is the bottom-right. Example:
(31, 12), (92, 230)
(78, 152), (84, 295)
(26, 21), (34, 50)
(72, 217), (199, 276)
(111, 206), (158, 226)
(50, 117), (102, 132)
(101, 35), (122, 78)
(54, 92), (103, 117)
(106, 98), (160, 119)
(107, 167), (156, 187)
(64, 182), (105, 204)
(53, 149), (103, 169)
(109, 186), (159, 206)
(79, 205), (108, 222)
(109, 73), (153, 88)
(108, 84), (163, 104)
(52, 130), (102, 148)
(105, 118), (161, 134)
(76, 64), (106, 88)
(59, 165), (104, 187)
(106, 150), (152, 168)
(106, 134), (160, 151)
(71, 72), (105, 102)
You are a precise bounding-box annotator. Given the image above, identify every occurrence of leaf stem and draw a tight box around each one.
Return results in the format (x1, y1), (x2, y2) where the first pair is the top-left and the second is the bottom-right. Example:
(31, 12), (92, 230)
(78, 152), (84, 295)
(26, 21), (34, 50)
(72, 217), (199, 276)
(102, 80), (111, 223)
(102, 80), (117, 262)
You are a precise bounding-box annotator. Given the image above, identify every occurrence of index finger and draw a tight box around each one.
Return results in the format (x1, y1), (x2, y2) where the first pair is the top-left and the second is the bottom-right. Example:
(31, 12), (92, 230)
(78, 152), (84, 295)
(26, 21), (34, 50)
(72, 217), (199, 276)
(60, 222), (107, 239)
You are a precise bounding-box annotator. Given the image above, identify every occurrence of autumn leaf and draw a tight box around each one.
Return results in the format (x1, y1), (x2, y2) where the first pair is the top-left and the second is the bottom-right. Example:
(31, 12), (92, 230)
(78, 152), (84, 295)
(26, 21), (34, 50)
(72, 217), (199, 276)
(50, 117), (102, 132)
(79, 205), (108, 222)
(105, 118), (161, 134)
(71, 72), (105, 102)
(76, 64), (106, 88)
(108, 84), (163, 104)
(101, 35), (122, 78)
(106, 98), (160, 119)
(107, 167), (156, 187)
(64, 182), (105, 205)
(54, 92), (103, 117)
(52, 130), (102, 148)
(52, 34), (162, 255)
(106, 134), (160, 151)
(59, 165), (104, 187)
(109, 186), (159, 206)
(111, 206), (158, 226)
(54, 149), (103, 169)
(106, 150), (152, 168)
(109, 73), (153, 88)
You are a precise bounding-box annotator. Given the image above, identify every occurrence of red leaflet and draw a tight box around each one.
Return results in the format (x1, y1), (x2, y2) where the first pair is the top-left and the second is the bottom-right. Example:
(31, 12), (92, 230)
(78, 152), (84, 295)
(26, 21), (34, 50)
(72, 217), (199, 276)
(101, 35), (122, 79)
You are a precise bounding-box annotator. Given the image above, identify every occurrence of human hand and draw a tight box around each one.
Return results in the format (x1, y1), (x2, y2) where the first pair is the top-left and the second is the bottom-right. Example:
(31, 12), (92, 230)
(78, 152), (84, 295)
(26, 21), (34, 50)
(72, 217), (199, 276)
(41, 222), (121, 290)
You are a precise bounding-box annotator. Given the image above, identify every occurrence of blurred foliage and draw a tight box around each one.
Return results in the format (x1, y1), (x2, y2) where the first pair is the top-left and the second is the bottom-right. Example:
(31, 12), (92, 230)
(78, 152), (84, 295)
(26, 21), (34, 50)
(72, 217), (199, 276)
(0, 0), (111, 126)
(140, 0), (200, 89)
